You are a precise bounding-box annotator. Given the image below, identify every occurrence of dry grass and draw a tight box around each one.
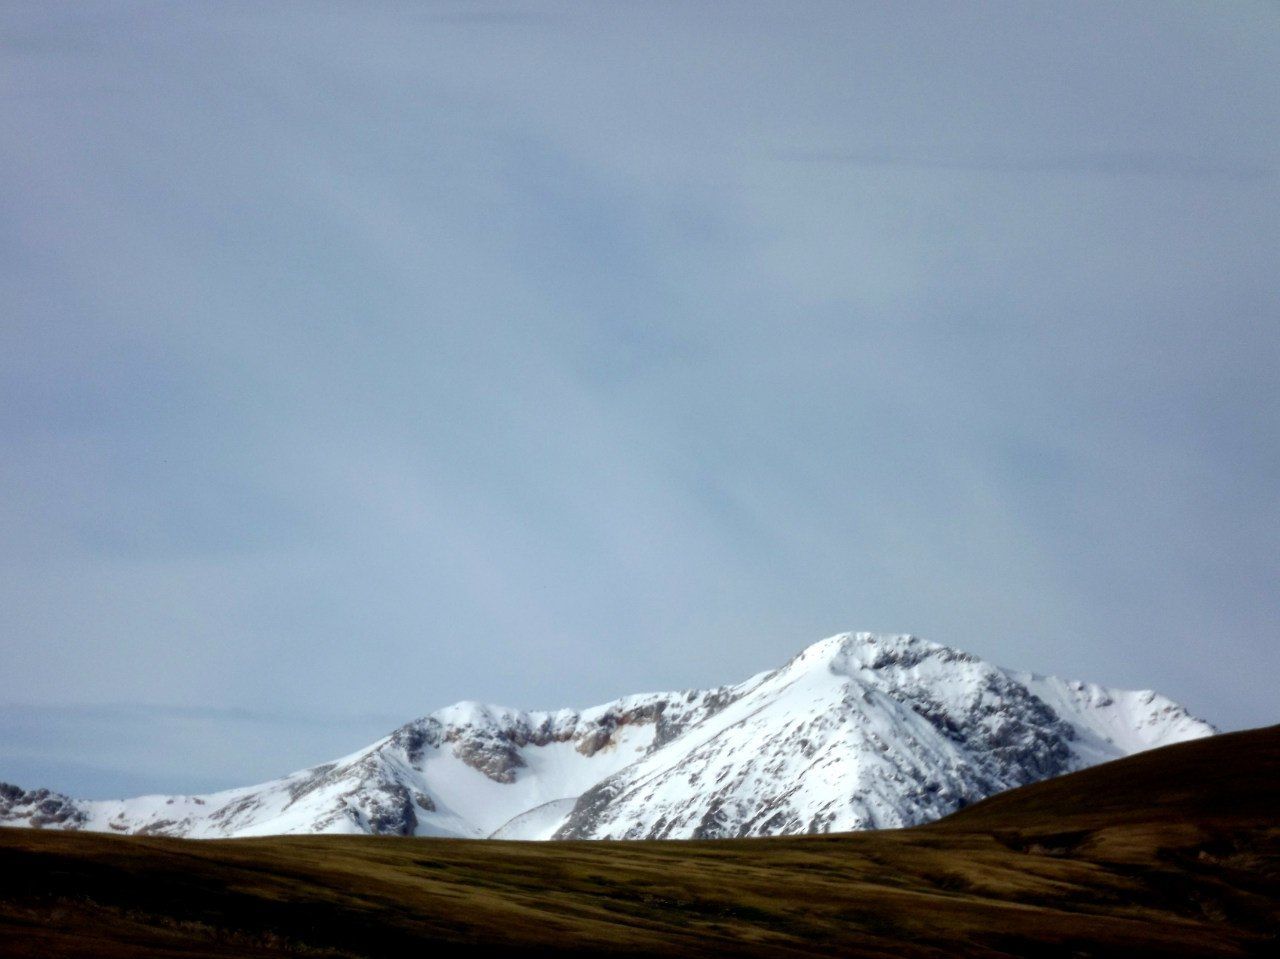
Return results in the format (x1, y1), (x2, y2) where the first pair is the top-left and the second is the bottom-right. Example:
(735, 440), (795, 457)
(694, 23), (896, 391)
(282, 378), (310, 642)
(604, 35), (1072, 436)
(2, 725), (1276, 958)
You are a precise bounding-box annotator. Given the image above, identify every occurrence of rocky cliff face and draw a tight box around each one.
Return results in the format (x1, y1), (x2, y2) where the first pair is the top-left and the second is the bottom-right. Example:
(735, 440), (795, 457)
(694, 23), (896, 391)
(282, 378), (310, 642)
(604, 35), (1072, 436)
(0, 633), (1215, 840)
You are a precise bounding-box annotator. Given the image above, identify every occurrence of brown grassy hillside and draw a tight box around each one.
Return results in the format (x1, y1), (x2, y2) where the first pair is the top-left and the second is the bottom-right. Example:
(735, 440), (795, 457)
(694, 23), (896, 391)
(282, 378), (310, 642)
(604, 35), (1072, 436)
(2, 725), (1276, 958)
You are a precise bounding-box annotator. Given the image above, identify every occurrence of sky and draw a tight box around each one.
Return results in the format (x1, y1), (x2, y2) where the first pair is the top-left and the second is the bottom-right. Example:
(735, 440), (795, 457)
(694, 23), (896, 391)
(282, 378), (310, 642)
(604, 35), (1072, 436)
(1, 1), (1277, 799)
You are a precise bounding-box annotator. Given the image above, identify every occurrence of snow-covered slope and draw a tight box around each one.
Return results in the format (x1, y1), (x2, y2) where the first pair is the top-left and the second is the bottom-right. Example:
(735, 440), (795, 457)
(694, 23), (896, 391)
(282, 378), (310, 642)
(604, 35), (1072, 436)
(0, 633), (1214, 840)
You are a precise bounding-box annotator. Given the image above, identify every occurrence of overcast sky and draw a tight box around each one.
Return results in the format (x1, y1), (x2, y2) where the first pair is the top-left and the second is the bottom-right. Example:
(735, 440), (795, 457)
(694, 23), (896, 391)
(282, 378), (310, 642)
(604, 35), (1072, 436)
(2, 1), (1277, 799)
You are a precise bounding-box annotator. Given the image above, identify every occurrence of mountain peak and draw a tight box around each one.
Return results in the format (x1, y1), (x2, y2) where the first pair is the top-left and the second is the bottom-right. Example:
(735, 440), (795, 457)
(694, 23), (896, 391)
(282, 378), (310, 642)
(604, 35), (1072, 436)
(0, 632), (1215, 842)
(783, 631), (961, 675)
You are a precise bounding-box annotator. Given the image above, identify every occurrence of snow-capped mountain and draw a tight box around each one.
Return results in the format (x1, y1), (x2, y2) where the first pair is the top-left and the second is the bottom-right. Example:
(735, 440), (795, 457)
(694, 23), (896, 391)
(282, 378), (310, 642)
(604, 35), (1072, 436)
(0, 633), (1214, 840)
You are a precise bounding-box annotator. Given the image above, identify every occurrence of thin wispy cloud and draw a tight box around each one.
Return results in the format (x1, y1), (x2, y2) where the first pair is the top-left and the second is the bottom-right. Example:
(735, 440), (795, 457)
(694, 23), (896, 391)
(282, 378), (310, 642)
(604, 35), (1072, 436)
(0, 704), (405, 798)
(772, 149), (1277, 180)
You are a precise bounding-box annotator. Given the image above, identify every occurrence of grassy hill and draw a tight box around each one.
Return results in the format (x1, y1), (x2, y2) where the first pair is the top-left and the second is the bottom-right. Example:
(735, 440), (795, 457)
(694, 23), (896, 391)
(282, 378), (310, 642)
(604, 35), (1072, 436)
(2, 724), (1276, 958)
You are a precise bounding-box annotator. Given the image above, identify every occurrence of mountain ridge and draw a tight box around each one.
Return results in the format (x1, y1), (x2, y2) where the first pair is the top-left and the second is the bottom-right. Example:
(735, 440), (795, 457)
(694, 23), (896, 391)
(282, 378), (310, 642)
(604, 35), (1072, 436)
(0, 631), (1214, 840)
(5, 724), (1274, 958)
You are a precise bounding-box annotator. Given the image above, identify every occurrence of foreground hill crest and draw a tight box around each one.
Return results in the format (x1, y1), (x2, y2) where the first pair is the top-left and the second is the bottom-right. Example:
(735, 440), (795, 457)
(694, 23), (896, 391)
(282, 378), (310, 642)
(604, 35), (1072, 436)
(0, 632), (1214, 840)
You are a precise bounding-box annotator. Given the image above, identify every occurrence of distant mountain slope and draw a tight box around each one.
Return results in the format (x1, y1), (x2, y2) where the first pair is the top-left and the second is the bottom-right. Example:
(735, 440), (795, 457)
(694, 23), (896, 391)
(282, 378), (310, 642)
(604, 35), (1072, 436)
(940, 719), (1280, 832)
(2, 725), (1275, 958)
(0, 632), (1214, 840)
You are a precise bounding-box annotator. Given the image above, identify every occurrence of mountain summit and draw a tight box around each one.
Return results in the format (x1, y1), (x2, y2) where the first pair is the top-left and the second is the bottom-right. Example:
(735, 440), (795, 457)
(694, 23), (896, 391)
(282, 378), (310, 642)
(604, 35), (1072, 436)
(0, 633), (1213, 840)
